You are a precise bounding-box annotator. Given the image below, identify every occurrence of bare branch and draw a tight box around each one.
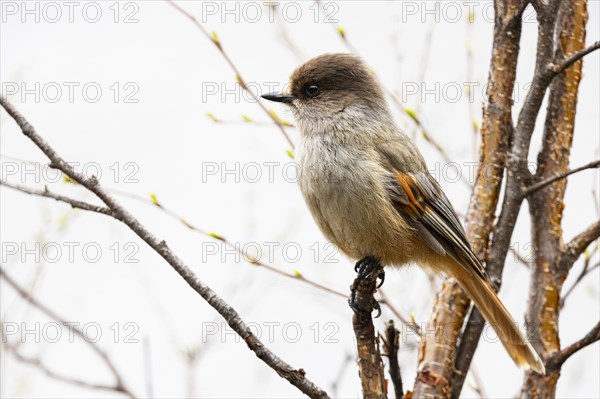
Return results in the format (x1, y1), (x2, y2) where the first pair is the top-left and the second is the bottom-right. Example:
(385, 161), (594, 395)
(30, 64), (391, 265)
(550, 41), (600, 76)
(521, 0), (590, 396)
(546, 321), (600, 371)
(1, 156), (417, 336)
(0, 266), (135, 398)
(165, 0), (295, 149)
(350, 262), (387, 399)
(2, 338), (130, 396)
(522, 160), (600, 196)
(561, 221), (600, 271)
(455, 3), (591, 394)
(0, 179), (113, 216)
(417, 280), (469, 398)
(8, 163), (344, 300)
(0, 97), (330, 399)
(382, 320), (403, 399)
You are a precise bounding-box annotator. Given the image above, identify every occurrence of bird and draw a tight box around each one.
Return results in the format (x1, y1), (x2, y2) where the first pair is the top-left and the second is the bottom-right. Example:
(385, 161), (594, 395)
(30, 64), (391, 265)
(261, 53), (545, 374)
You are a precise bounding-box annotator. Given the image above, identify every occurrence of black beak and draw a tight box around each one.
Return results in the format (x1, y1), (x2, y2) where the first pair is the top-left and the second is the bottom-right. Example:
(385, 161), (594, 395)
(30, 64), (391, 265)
(261, 92), (295, 104)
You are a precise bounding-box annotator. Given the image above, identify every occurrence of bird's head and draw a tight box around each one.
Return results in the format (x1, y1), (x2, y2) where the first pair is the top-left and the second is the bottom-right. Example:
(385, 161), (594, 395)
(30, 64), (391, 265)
(262, 53), (389, 133)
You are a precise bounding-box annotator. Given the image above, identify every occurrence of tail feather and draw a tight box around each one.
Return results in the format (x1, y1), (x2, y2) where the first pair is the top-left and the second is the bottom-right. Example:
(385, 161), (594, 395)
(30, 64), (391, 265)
(448, 261), (545, 374)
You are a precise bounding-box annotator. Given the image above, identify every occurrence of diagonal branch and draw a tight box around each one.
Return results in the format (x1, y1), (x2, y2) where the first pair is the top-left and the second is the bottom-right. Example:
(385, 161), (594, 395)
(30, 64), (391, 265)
(1, 158), (416, 336)
(550, 40), (600, 76)
(546, 321), (600, 371)
(0, 180), (113, 216)
(0, 266), (135, 398)
(2, 339), (129, 396)
(561, 221), (600, 271)
(0, 97), (330, 399)
(3, 342), (122, 393)
(522, 160), (600, 196)
(165, 0), (294, 149)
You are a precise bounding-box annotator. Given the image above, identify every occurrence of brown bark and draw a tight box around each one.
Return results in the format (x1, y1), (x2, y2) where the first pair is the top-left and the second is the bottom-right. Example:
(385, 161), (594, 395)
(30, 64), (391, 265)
(351, 262), (388, 399)
(414, 281), (470, 398)
(521, 1), (589, 397)
(452, 0), (572, 395)
(382, 321), (403, 399)
(414, 2), (525, 397)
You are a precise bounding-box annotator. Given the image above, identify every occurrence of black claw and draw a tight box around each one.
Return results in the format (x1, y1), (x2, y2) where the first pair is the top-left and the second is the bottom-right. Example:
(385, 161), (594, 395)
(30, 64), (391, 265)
(349, 256), (384, 316)
(376, 270), (386, 288)
(355, 256), (379, 279)
(372, 300), (382, 318)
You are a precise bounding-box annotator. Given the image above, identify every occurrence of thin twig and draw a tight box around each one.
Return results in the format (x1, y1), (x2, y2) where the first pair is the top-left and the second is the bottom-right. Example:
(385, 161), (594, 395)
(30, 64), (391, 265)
(1, 160), (415, 331)
(94, 187), (348, 299)
(0, 180), (113, 216)
(0, 97), (329, 399)
(561, 221), (600, 272)
(0, 153), (345, 300)
(382, 320), (403, 399)
(465, 12), (478, 160)
(166, 0), (295, 149)
(1, 339), (130, 396)
(522, 160), (600, 196)
(416, 23), (435, 100)
(0, 267), (136, 398)
(550, 41), (600, 76)
(561, 240), (599, 311)
(546, 321), (600, 371)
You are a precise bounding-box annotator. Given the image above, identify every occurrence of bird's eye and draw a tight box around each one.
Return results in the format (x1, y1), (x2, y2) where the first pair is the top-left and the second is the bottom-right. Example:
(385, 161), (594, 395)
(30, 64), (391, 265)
(305, 84), (320, 97)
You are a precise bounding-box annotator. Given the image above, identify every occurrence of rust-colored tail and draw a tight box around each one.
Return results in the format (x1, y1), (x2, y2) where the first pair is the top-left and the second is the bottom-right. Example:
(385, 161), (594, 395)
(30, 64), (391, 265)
(448, 261), (545, 374)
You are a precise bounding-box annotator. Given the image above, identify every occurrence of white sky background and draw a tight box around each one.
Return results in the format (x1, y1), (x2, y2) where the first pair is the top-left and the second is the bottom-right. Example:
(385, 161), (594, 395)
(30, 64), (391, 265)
(1, 1), (599, 398)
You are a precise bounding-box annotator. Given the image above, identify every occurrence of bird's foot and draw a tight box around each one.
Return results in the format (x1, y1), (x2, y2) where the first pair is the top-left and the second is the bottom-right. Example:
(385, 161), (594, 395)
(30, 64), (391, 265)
(349, 256), (384, 318)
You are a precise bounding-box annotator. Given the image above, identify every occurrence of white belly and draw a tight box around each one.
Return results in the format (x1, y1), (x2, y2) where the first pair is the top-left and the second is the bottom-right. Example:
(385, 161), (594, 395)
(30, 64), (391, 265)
(296, 135), (417, 264)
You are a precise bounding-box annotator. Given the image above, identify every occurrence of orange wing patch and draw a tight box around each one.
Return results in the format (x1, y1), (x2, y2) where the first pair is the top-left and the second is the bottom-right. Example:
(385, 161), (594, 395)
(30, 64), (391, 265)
(394, 172), (426, 217)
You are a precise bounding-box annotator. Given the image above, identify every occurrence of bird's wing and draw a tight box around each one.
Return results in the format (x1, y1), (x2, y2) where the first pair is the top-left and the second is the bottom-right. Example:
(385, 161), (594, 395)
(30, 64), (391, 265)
(380, 149), (488, 281)
(378, 145), (546, 373)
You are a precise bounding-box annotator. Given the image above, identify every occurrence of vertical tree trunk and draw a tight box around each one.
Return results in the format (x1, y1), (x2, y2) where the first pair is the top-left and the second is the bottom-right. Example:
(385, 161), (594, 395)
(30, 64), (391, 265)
(522, 1), (589, 397)
(412, 2), (524, 397)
